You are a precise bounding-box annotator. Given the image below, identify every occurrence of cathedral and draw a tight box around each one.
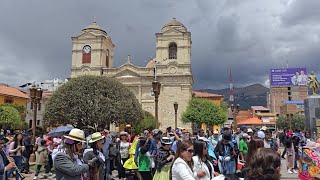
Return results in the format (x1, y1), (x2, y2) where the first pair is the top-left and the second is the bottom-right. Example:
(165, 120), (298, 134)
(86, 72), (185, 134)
(70, 18), (193, 130)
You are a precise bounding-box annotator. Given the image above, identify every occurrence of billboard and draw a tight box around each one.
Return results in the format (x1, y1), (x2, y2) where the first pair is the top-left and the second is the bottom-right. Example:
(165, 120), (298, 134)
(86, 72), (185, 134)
(270, 68), (308, 87)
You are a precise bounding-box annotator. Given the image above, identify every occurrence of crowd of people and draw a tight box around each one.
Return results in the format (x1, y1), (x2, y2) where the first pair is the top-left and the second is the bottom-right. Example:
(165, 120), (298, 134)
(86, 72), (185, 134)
(0, 125), (320, 180)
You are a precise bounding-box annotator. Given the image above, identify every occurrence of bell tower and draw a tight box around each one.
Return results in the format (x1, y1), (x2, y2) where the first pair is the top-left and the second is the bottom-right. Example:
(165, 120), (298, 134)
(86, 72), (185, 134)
(155, 18), (191, 67)
(71, 22), (115, 77)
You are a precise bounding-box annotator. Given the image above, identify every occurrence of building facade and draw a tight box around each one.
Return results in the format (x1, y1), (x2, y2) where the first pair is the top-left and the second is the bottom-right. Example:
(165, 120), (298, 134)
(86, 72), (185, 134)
(0, 85), (29, 107)
(267, 86), (308, 116)
(70, 19), (193, 130)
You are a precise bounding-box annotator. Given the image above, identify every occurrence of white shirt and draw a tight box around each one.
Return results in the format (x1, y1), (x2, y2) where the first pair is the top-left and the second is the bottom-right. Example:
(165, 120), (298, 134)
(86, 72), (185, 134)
(119, 141), (130, 159)
(172, 157), (195, 180)
(193, 156), (214, 180)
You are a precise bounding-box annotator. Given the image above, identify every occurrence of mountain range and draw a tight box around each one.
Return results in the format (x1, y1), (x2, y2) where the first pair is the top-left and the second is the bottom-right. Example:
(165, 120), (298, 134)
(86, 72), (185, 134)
(197, 84), (270, 110)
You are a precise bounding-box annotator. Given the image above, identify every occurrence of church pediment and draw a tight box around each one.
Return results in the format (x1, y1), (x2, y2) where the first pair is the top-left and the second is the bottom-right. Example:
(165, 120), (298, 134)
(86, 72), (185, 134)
(112, 68), (142, 79)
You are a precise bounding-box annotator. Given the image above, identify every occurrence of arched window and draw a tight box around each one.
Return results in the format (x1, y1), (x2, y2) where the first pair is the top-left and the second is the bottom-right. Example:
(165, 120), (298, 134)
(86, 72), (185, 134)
(106, 49), (109, 67)
(82, 45), (91, 64)
(168, 42), (177, 59)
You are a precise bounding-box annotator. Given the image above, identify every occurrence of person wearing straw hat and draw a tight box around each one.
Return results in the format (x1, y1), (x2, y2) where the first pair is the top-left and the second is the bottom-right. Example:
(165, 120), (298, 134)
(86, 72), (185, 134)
(83, 132), (106, 180)
(54, 128), (89, 180)
(153, 137), (175, 180)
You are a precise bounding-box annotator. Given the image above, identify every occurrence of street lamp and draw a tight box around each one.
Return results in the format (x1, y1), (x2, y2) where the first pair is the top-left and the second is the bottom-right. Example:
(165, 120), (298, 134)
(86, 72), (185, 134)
(231, 104), (240, 130)
(173, 102), (178, 129)
(152, 81), (161, 128)
(29, 84), (43, 145)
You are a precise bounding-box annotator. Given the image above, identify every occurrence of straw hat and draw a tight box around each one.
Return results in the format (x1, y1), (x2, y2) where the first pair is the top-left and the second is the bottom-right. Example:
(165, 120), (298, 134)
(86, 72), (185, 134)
(63, 128), (85, 142)
(89, 132), (105, 143)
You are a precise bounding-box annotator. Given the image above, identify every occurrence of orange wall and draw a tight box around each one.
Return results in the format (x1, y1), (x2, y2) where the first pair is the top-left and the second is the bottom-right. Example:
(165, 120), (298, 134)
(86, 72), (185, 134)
(0, 95), (28, 107)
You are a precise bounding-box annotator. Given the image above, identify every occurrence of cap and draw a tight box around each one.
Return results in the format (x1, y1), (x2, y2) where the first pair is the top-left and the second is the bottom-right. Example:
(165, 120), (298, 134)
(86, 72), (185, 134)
(213, 130), (219, 134)
(247, 128), (253, 133)
(161, 137), (173, 145)
(242, 133), (249, 138)
(257, 131), (265, 139)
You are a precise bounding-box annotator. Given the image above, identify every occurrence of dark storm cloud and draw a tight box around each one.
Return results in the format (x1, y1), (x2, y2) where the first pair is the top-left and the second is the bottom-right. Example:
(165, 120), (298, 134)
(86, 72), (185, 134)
(1, 0), (320, 89)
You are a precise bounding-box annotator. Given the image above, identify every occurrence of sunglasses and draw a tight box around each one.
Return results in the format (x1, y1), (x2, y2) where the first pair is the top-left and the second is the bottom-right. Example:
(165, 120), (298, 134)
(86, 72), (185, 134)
(144, 132), (149, 135)
(186, 149), (194, 154)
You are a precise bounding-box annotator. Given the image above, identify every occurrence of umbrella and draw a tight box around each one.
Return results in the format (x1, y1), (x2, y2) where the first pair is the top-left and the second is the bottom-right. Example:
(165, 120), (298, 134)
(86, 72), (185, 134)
(48, 126), (73, 137)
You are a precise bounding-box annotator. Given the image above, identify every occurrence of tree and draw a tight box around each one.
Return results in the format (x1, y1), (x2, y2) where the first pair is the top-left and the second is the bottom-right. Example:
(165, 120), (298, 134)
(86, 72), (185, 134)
(276, 114), (305, 131)
(0, 105), (22, 129)
(43, 75), (143, 129)
(2, 103), (26, 121)
(134, 111), (156, 135)
(181, 98), (227, 126)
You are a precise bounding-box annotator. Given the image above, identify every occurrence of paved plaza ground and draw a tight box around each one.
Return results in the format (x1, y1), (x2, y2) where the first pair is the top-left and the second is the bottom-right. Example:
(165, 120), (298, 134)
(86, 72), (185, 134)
(9, 158), (300, 180)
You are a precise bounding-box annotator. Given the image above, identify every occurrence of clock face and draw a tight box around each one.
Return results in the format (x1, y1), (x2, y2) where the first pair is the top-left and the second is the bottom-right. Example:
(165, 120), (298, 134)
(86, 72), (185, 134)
(83, 46), (91, 54)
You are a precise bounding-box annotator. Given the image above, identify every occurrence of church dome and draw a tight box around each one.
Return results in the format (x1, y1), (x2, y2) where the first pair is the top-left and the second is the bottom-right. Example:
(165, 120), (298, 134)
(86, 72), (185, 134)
(161, 18), (187, 33)
(82, 21), (107, 35)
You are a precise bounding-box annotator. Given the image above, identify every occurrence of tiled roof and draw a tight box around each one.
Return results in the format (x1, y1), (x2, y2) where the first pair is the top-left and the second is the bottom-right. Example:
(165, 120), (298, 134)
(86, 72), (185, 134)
(192, 91), (223, 98)
(238, 117), (275, 125)
(0, 85), (29, 99)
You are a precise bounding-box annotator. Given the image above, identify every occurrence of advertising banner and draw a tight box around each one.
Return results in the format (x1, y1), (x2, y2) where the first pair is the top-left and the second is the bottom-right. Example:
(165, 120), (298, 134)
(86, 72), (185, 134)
(270, 68), (308, 87)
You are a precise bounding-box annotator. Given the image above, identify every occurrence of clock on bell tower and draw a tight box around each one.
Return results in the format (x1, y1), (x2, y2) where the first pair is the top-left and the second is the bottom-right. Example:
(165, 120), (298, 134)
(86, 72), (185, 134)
(71, 21), (115, 78)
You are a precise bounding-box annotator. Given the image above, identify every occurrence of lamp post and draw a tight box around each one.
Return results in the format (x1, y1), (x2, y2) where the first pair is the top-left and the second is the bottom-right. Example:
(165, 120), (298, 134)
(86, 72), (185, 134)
(152, 81), (161, 128)
(231, 104), (240, 130)
(174, 102), (178, 130)
(29, 84), (43, 145)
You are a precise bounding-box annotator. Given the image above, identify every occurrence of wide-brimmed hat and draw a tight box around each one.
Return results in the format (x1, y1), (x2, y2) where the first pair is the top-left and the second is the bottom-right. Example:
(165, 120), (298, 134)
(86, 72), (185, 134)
(161, 137), (173, 145)
(89, 132), (105, 143)
(64, 128), (85, 142)
(260, 126), (267, 131)
(119, 131), (128, 136)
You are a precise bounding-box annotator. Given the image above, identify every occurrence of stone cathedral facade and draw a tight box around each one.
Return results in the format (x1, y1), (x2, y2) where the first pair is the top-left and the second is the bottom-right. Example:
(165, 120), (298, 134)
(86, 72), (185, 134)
(70, 18), (193, 130)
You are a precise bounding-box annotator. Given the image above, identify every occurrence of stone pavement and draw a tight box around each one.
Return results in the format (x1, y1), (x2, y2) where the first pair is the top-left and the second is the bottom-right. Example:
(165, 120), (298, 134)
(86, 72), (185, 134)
(8, 170), (121, 180)
(280, 158), (299, 180)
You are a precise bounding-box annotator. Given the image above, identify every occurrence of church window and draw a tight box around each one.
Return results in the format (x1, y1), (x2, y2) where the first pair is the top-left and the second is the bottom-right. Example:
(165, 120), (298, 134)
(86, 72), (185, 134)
(168, 42), (177, 59)
(82, 45), (91, 64)
(106, 49), (109, 67)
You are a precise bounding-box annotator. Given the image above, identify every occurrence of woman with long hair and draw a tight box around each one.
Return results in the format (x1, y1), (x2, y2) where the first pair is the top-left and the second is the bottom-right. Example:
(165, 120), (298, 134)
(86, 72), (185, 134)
(116, 131), (130, 180)
(171, 141), (195, 180)
(54, 128), (89, 180)
(83, 132), (106, 180)
(153, 137), (175, 180)
(246, 148), (281, 180)
(193, 140), (216, 180)
(246, 139), (264, 165)
(284, 131), (296, 174)
(8, 133), (25, 180)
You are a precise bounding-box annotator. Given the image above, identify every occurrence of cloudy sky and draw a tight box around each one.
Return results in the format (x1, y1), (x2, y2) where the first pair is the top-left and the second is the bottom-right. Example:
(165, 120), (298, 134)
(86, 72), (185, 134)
(1, 0), (320, 89)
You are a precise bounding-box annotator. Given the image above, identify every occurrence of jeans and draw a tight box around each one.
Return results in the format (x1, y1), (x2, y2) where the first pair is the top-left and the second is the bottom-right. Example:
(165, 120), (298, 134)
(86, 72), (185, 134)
(105, 158), (110, 180)
(7, 156), (22, 180)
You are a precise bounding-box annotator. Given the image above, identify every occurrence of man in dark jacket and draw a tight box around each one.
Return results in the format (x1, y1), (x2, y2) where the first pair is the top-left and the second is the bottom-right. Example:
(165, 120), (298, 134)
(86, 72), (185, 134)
(214, 130), (239, 175)
(22, 132), (33, 173)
